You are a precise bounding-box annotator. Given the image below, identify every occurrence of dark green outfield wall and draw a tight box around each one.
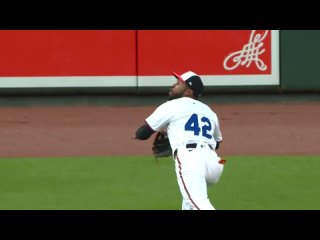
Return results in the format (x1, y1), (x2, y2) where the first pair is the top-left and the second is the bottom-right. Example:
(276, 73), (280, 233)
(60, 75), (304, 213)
(281, 30), (320, 92)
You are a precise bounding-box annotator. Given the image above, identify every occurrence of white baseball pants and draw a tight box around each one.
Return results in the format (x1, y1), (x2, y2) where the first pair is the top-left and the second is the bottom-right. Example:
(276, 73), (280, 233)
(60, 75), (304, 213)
(174, 144), (224, 210)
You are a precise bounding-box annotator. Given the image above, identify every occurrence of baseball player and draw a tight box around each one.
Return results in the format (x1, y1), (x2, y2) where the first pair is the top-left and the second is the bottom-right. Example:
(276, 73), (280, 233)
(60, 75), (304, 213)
(135, 71), (225, 210)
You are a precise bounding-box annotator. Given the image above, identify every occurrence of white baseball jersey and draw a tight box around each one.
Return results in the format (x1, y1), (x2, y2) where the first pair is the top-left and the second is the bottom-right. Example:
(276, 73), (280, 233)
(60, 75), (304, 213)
(146, 97), (222, 152)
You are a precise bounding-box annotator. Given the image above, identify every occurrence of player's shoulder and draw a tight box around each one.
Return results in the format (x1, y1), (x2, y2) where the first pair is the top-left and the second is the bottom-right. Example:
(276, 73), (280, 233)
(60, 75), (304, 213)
(193, 98), (212, 109)
(167, 97), (195, 107)
(156, 98), (179, 110)
(165, 97), (188, 105)
(168, 97), (209, 107)
(196, 100), (217, 115)
(163, 97), (211, 109)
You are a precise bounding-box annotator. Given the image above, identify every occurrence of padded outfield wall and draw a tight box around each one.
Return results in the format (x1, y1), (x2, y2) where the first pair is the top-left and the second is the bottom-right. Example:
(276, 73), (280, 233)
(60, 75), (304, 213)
(280, 30), (320, 92)
(0, 30), (317, 94)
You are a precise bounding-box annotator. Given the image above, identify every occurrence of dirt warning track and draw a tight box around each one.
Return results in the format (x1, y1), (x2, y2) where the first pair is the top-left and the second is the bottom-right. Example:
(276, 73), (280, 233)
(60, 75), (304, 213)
(0, 101), (319, 157)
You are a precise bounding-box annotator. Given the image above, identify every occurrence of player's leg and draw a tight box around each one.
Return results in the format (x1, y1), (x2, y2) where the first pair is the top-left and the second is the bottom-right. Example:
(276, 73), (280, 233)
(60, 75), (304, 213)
(176, 172), (214, 210)
(175, 147), (215, 210)
(182, 199), (189, 210)
(205, 150), (224, 185)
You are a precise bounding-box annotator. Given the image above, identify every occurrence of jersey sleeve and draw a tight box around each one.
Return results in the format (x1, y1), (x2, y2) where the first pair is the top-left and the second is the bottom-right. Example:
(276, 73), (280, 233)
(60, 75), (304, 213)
(145, 101), (171, 132)
(213, 118), (223, 142)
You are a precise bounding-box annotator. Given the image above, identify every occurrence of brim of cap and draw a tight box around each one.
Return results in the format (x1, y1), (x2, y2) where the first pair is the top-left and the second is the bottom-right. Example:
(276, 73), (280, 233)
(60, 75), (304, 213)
(172, 72), (185, 83)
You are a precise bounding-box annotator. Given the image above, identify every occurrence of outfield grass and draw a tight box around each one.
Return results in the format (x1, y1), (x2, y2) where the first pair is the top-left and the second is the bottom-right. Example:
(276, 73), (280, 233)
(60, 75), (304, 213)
(0, 156), (319, 210)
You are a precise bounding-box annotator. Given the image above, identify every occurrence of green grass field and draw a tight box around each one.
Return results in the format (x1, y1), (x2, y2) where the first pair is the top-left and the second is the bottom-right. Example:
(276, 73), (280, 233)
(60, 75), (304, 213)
(0, 155), (319, 210)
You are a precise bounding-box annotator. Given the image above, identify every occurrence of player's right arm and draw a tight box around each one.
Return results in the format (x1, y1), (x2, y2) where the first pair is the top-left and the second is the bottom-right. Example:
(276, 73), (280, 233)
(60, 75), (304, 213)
(135, 101), (171, 140)
(135, 122), (155, 140)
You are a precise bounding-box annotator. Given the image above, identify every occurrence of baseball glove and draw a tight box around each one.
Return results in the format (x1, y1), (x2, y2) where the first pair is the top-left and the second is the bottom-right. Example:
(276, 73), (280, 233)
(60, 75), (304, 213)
(152, 132), (172, 158)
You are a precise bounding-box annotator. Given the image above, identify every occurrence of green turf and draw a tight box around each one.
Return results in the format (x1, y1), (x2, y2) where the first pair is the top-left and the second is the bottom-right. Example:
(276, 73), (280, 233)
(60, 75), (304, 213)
(212, 156), (320, 210)
(0, 155), (319, 210)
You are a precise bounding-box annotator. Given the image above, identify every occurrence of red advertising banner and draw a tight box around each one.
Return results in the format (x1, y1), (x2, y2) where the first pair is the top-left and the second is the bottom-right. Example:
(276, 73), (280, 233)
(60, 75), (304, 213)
(0, 30), (136, 77)
(138, 30), (278, 87)
(0, 30), (278, 88)
(138, 30), (271, 75)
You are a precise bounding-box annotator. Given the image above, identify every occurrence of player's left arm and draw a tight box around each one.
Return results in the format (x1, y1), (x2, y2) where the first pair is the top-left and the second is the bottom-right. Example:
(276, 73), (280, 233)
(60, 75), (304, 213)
(213, 118), (223, 150)
(215, 140), (222, 150)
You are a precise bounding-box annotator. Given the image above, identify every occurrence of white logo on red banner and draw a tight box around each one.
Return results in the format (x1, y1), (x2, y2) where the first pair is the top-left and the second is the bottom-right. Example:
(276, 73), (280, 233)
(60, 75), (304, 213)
(223, 30), (268, 71)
